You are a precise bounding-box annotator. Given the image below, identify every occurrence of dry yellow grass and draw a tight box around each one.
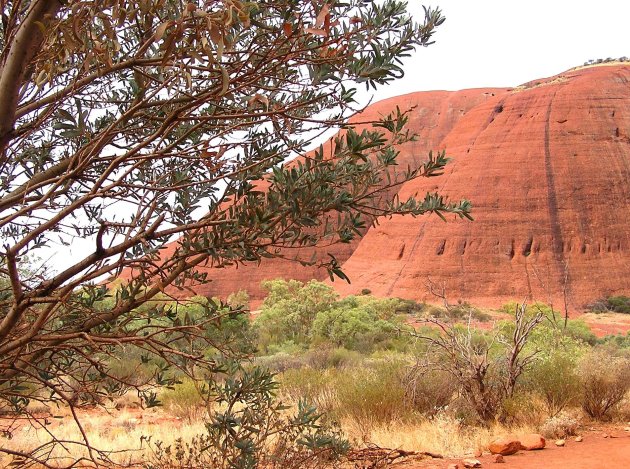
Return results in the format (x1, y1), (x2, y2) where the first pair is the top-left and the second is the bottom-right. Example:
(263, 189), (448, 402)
(1, 405), (539, 467)
(341, 414), (537, 458)
(0, 407), (206, 467)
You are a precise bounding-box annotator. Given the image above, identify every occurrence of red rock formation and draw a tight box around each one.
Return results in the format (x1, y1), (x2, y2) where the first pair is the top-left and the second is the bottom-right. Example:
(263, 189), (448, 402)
(130, 65), (630, 310)
(151, 88), (504, 302)
(332, 65), (630, 310)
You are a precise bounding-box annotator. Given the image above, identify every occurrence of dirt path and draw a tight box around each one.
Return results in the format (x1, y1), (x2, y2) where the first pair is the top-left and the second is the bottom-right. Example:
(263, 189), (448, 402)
(403, 430), (630, 469)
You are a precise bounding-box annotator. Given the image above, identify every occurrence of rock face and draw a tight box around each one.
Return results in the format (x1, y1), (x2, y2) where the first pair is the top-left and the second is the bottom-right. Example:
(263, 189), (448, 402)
(142, 65), (630, 308)
(331, 65), (630, 309)
(148, 88), (505, 302)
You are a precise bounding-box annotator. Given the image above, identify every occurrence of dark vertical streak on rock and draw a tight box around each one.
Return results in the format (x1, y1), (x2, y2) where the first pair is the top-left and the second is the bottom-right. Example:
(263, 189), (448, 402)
(544, 92), (570, 289)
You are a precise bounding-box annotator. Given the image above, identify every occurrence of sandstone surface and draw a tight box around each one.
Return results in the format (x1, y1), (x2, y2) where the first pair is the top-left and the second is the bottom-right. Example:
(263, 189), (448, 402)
(488, 436), (522, 455)
(517, 433), (546, 450)
(330, 65), (630, 310)
(129, 65), (630, 310)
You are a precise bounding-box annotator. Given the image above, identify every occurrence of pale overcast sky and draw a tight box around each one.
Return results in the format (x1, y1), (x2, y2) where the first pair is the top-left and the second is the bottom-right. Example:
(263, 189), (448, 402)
(379, 0), (630, 97)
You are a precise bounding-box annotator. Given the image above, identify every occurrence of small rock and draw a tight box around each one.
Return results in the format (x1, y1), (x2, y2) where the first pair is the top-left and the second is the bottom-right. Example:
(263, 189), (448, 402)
(462, 459), (482, 468)
(603, 433), (609, 438)
(624, 427), (630, 432)
(447, 464), (459, 469)
(494, 454), (505, 463)
(488, 436), (521, 455)
(575, 435), (583, 442)
(555, 439), (565, 447)
(518, 433), (546, 450)
(474, 449), (483, 458)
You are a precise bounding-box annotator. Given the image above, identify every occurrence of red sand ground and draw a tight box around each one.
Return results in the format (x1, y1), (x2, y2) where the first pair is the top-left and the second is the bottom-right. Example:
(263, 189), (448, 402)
(405, 427), (630, 469)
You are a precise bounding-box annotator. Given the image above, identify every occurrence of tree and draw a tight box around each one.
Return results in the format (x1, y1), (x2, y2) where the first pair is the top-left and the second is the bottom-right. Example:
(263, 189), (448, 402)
(0, 0), (470, 465)
(411, 303), (543, 423)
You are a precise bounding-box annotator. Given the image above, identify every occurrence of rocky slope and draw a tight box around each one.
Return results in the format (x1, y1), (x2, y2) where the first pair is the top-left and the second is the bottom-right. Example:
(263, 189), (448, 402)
(140, 65), (630, 310)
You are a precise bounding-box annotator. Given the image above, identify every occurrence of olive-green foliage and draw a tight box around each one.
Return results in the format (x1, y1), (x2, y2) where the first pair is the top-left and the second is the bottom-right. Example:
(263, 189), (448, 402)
(175, 296), (255, 356)
(255, 280), (339, 351)
(600, 332), (630, 348)
(310, 296), (408, 352)
(254, 280), (412, 353)
(606, 295), (630, 313)
(422, 301), (490, 322)
(334, 360), (409, 427)
(524, 350), (581, 417)
(149, 364), (348, 469)
(227, 290), (250, 310)
(500, 302), (597, 346)
(578, 348), (630, 419)
(159, 378), (209, 422)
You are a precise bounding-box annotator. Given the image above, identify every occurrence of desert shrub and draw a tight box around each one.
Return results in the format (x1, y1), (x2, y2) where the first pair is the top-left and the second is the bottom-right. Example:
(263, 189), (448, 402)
(265, 340), (306, 356)
(226, 290), (250, 309)
(401, 366), (457, 416)
(360, 288), (372, 295)
(279, 368), (337, 415)
(599, 332), (630, 348)
(423, 304), (447, 318)
(168, 296), (255, 357)
(501, 391), (547, 426)
(311, 307), (396, 352)
(149, 366), (348, 469)
(445, 302), (490, 322)
(587, 295), (630, 314)
(586, 298), (609, 313)
(253, 352), (305, 373)
(254, 280), (339, 351)
(335, 362), (408, 427)
(159, 378), (209, 422)
(394, 299), (427, 315)
(578, 348), (630, 419)
(540, 411), (580, 438)
(303, 347), (363, 370)
(414, 304), (545, 423)
(104, 345), (159, 387)
(606, 295), (630, 313)
(310, 297), (409, 353)
(525, 350), (581, 417)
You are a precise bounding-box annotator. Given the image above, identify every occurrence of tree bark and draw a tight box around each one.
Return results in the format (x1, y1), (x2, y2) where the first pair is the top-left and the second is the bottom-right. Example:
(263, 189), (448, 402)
(0, 0), (62, 156)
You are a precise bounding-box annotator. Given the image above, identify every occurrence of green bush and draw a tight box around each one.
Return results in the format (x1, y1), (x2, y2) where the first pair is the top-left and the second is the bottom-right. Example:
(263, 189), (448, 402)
(334, 361), (409, 426)
(149, 365), (348, 469)
(159, 378), (209, 422)
(587, 295), (630, 314)
(254, 280), (338, 351)
(607, 295), (630, 313)
(578, 348), (630, 419)
(524, 351), (581, 417)
(401, 366), (457, 416)
(279, 367), (337, 415)
(310, 296), (411, 353)
(600, 332), (630, 348)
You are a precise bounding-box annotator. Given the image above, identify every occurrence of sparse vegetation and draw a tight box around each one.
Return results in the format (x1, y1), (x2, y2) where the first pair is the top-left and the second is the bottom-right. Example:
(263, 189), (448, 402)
(578, 348), (630, 419)
(583, 56), (630, 66)
(587, 295), (630, 314)
(3, 284), (630, 466)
